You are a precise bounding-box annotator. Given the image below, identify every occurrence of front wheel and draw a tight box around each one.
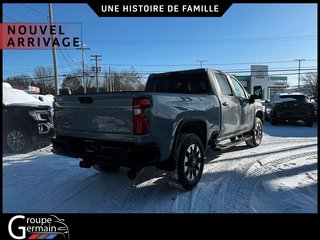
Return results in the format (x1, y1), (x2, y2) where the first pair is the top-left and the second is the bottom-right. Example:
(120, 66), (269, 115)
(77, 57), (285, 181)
(3, 126), (33, 153)
(170, 133), (205, 190)
(245, 117), (263, 147)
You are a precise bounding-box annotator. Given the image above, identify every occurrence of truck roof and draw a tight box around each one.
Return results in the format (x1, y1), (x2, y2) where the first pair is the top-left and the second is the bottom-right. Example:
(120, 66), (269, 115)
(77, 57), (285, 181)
(148, 68), (227, 78)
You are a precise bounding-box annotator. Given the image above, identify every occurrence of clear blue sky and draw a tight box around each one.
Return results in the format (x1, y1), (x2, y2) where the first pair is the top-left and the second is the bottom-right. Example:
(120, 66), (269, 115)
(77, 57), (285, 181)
(2, 3), (317, 86)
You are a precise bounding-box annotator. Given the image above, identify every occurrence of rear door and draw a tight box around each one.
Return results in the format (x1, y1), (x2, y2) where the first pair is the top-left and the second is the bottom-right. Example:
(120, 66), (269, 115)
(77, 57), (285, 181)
(228, 75), (254, 132)
(214, 73), (241, 138)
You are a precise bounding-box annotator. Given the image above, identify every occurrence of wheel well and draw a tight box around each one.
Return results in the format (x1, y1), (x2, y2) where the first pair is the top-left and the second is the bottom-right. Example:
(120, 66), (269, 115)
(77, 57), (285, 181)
(256, 110), (263, 123)
(157, 120), (207, 171)
(6, 121), (31, 131)
(179, 121), (207, 149)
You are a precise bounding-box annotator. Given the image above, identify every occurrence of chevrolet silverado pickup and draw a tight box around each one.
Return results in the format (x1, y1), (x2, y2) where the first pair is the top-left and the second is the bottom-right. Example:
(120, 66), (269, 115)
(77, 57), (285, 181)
(52, 68), (263, 190)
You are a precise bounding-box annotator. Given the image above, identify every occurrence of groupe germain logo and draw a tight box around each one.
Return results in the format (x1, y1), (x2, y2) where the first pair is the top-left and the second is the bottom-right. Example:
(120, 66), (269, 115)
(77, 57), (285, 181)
(8, 215), (70, 240)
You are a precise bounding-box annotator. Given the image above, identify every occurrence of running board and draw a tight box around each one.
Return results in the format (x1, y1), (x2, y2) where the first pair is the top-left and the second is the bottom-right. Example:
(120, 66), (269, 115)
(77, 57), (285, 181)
(215, 136), (251, 151)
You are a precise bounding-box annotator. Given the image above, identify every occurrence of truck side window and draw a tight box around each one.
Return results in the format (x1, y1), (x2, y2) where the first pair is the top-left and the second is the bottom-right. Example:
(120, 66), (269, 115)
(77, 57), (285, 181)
(215, 73), (233, 96)
(230, 77), (247, 99)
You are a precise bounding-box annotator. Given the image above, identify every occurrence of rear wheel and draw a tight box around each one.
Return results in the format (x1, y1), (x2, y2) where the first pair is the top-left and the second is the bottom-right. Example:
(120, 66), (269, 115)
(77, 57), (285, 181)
(245, 117), (263, 147)
(169, 133), (204, 190)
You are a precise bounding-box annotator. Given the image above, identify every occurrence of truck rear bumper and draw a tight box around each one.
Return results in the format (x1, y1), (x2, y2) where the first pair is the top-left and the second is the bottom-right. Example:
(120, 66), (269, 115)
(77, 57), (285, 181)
(52, 136), (160, 168)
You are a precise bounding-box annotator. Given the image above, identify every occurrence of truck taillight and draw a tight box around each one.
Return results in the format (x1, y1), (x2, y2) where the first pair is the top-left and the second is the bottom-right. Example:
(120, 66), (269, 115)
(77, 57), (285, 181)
(133, 98), (150, 135)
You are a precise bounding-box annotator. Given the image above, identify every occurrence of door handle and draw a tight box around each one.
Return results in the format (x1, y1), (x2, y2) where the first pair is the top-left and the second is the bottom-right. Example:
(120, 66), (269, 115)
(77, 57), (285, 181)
(223, 102), (229, 106)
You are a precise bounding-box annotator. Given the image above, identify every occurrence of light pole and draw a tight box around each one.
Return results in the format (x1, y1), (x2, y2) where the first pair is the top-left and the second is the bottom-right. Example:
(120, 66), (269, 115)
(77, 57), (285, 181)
(48, 3), (59, 95)
(91, 55), (102, 93)
(196, 59), (207, 68)
(294, 59), (306, 87)
(76, 42), (90, 93)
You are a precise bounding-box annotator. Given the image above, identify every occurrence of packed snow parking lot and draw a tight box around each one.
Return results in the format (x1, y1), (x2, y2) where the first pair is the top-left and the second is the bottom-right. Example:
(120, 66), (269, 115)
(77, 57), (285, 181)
(3, 122), (317, 213)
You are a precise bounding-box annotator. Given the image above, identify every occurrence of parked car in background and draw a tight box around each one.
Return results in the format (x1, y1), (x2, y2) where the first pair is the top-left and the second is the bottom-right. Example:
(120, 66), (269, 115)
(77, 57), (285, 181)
(3, 83), (54, 153)
(265, 93), (314, 127)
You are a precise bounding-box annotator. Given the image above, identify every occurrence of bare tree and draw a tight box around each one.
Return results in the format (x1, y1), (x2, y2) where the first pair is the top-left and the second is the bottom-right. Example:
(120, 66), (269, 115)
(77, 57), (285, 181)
(298, 72), (318, 100)
(71, 66), (96, 90)
(33, 66), (54, 94)
(104, 68), (144, 92)
(5, 74), (31, 90)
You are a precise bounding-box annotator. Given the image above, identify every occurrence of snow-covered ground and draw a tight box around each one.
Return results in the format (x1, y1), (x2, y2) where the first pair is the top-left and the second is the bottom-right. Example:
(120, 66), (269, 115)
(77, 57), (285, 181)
(3, 122), (317, 213)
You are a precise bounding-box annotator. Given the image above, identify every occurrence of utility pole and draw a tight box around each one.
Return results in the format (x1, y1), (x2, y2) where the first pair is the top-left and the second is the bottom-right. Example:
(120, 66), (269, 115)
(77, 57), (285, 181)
(294, 59), (306, 87)
(196, 59), (207, 68)
(91, 55), (102, 92)
(48, 4), (59, 95)
(108, 66), (111, 92)
(76, 42), (90, 93)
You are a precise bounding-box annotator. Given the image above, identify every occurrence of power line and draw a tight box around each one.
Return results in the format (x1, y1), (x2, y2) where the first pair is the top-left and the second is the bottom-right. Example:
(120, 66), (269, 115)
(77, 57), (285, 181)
(3, 61), (317, 76)
(55, 34), (80, 69)
(98, 59), (317, 67)
(226, 68), (317, 74)
(85, 35), (316, 46)
(3, 14), (20, 22)
(196, 59), (207, 68)
(5, 71), (317, 84)
(21, 4), (48, 19)
(3, 63), (82, 75)
(5, 66), (316, 84)
(57, 47), (74, 70)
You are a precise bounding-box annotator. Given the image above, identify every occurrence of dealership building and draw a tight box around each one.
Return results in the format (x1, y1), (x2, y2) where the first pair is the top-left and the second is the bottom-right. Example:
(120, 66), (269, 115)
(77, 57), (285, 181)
(236, 65), (288, 100)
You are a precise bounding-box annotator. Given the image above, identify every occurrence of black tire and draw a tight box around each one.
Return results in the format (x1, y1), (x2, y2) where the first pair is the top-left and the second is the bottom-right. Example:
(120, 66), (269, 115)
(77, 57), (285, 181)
(3, 126), (33, 153)
(92, 164), (120, 172)
(170, 133), (205, 190)
(245, 117), (263, 147)
(230, 137), (236, 142)
(305, 119), (313, 127)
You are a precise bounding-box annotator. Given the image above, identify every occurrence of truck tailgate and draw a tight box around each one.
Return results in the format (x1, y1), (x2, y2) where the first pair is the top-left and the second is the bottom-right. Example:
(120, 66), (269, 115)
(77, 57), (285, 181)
(54, 93), (134, 136)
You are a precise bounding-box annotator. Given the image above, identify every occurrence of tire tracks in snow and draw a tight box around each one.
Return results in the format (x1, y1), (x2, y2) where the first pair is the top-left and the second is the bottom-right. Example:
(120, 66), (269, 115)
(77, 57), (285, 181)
(168, 140), (317, 213)
(102, 167), (166, 212)
(221, 150), (317, 213)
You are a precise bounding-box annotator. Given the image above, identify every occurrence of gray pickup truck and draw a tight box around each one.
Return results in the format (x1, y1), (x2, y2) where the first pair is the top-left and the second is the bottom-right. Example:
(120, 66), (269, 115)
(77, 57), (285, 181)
(52, 68), (263, 190)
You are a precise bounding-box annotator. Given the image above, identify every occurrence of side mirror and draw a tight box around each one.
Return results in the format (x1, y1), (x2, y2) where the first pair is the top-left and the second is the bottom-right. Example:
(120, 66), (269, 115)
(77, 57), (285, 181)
(253, 86), (263, 99)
